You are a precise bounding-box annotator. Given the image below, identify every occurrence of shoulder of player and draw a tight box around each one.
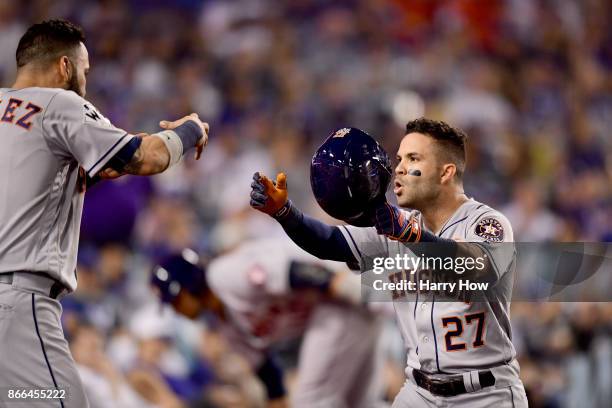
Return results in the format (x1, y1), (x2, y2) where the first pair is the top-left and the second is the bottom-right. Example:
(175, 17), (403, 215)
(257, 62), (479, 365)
(43, 88), (93, 109)
(206, 258), (271, 306)
(44, 90), (113, 127)
(465, 201), (513, 242)
(464, 200), (506, 224)
(201, 259), (234, 302)
(0, 87), (78, 109)
(37, 89), (90, 120)
(206, 254), (259, 289)
(204, 258), (224, 287)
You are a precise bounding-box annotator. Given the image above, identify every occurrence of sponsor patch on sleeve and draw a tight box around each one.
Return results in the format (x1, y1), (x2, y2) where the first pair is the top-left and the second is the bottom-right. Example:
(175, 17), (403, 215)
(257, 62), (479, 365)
(83, 103), (112, 126)
(475, 217), (504, 242)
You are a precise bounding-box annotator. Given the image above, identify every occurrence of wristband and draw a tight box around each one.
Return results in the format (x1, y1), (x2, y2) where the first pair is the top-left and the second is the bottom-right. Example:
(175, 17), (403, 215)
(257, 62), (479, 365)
(153, 130), (183, 167)
(173, 119), (203, 150)
(153, 120), (203, 168)
(273, 200), (302, 226)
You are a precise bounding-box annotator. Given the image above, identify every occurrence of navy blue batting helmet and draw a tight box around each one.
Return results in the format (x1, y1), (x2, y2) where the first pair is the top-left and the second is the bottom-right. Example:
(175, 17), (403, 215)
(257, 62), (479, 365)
(310, 127), (392, 227)
(151, 249), (207, 304)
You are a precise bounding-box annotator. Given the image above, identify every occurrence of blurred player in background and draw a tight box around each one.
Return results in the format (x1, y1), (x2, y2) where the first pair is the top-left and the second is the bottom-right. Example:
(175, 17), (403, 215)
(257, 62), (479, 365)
(151, 238), (384, 408)
(0, 19), (208, 407)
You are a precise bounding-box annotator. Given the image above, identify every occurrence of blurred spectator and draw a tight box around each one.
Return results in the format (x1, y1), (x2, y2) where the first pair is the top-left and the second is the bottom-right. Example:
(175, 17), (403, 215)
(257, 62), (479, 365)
(503, 180), (562, 241)
(70, 324), (152, 408)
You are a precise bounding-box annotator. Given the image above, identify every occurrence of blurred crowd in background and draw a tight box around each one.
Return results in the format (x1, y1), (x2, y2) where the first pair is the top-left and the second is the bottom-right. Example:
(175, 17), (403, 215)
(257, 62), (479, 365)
(1, 0), (611, 407)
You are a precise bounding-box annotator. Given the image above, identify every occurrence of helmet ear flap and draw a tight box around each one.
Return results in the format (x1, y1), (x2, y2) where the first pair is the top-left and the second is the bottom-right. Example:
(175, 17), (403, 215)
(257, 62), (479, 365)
(310, 128), (392, 227)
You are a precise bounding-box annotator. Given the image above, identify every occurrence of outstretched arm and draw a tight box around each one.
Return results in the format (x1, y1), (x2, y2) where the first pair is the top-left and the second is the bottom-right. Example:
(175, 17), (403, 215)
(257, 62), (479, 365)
(115, 135), (170, 175)
(99, 113), (209, 178)
(250, 172), (357, 264)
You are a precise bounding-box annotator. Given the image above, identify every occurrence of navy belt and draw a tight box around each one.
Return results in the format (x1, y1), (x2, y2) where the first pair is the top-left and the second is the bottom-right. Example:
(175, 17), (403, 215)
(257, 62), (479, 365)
(413, 368), (496, 397)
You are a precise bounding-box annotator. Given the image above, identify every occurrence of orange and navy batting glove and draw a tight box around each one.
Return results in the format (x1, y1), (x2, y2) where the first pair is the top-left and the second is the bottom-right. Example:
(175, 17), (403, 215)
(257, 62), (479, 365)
(250, 172), (290, 218)
(375, 202), (422, 242)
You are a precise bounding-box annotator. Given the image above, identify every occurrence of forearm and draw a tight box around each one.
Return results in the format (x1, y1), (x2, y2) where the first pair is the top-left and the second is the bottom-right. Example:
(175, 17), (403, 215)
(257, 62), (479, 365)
(276, 202), (357, 263)
(121, 119), (203, 176)
(123, 136), (169, 175)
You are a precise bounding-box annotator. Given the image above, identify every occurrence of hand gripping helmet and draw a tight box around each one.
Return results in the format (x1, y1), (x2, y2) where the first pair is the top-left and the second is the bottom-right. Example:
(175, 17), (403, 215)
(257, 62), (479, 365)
(310, 127), (392, 227)
(151, 249), (207, 304)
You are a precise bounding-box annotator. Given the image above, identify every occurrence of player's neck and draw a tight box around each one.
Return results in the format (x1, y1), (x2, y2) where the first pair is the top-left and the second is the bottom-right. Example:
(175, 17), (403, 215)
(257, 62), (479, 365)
(420, 190), (469, 235)
(12, 68), (62, 90)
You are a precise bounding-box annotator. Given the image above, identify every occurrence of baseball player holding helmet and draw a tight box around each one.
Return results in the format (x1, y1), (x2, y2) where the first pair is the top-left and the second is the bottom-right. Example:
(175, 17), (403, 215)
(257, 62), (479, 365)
(150, 238), (383, 408)
(250, 121), (529, 407)
(0, 20), (208, 407)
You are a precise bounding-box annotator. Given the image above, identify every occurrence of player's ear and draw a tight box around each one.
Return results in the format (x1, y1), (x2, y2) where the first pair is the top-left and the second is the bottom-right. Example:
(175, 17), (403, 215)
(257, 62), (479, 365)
(58, 56), (71, 81)
(440, 163), (456, 184)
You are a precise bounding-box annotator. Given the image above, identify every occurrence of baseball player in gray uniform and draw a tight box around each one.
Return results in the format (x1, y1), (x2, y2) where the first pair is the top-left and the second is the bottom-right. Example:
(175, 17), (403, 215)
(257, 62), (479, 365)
(0, 20), (208, 407)
(250, 118), (529, 407)
(151, 238), (383, 408)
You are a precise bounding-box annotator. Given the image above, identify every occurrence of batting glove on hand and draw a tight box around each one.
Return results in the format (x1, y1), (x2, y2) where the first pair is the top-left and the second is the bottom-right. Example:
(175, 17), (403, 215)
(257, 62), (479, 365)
(250, 172), (290, 218)
(375, 202), (422, 242)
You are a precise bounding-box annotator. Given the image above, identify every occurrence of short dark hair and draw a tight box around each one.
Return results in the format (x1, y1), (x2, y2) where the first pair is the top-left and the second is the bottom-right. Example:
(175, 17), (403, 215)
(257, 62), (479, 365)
(405, 118), (467, 179)
(16, 19), (85, 68)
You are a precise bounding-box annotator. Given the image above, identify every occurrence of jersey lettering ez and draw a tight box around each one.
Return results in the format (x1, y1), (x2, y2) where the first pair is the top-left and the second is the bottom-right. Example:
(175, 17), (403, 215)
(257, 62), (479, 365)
(0, 98), (42, 130)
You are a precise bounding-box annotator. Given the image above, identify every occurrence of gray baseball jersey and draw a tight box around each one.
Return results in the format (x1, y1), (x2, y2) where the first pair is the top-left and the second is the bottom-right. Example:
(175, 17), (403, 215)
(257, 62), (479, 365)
(206, 238), (327, 358)
(206, 238), (371, 362)
(0, 87), (134, 291)
(339, 199), (521, 379)
(205, 238), (383, 407)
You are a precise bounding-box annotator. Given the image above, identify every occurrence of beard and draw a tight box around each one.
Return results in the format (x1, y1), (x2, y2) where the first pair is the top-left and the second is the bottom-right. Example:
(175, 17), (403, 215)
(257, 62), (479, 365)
(65, 59), (83, 97)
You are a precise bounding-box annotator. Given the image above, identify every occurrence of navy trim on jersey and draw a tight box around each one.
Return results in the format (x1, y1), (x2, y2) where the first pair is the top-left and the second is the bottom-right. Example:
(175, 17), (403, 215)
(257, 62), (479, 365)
(341, 226), (364, 261)
(414, 290), (419, 355)
(438, 216), (469, 238)
(106, 136), (142, 172)
(87, 132), (128, 174)
(32, 294), (64, 408)
(431, 294), (441, 373)
(510, 386), (516, 408)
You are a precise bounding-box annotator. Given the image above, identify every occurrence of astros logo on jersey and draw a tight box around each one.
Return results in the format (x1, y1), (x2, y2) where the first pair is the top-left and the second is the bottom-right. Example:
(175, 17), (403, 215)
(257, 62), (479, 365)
(475, 218), (504, 242)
